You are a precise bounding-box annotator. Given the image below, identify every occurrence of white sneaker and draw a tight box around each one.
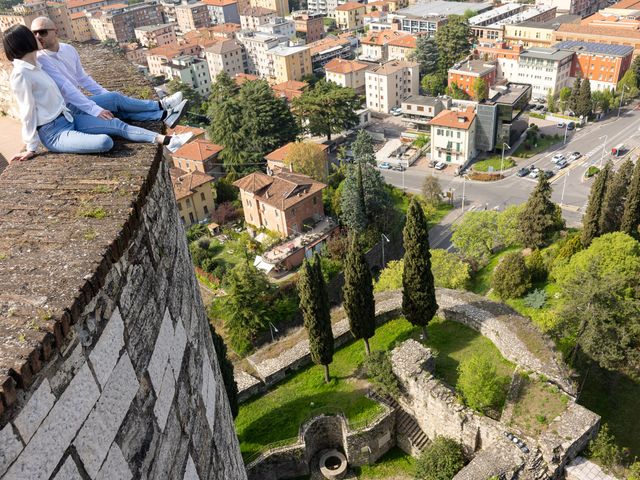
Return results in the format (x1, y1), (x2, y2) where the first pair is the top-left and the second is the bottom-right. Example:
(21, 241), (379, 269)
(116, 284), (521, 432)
(164, 99), (189, 128)
(161, 91), (183, 111)
(166, 132), (194, 153)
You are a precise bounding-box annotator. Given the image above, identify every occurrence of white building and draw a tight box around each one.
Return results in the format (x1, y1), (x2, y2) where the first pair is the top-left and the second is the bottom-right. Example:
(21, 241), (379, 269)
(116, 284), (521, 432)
(516, 47), (573, 98)
(256, 16), (296, 37)
(428, 107), (477, 166)
(236, 30), (284, 76)
(166, 55), (212, 97)
(204, 39), (245, 80)
(365, 60), (419, 113)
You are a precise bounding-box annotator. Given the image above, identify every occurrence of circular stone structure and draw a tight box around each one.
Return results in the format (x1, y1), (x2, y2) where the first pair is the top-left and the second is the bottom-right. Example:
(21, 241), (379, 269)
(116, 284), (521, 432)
(319, 449), (348, 479)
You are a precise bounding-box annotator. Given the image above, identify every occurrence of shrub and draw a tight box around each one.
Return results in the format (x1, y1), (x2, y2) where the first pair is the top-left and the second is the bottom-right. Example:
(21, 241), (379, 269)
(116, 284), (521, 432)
(523, 289), (547, 309)
(586, 166), (600, 178)
(415, 436), (465, 480)
(491, 252), (531, 300)
(628, 462), (640, 480)
(364, 351), (400, 398)
(526, 249), (547, 282)
(187, 223), (209, 243)
(588, 424), (623, 471)
(457, 353), (509, 414)
(374, 260), (403, 292)
(430, 250), (470, 290)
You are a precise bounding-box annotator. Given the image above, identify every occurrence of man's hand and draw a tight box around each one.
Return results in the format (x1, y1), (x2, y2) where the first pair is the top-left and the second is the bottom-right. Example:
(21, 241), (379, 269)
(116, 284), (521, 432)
(97, 109), (114, 120)
(10, 151), (35, 163)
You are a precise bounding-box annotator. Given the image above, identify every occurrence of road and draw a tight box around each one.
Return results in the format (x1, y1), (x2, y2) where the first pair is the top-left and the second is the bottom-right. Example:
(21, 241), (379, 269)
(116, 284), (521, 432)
(381, 106), (640, 248)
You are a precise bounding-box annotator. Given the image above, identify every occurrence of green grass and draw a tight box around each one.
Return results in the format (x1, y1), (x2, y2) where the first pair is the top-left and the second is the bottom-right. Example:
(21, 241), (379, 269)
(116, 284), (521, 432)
(468, 247), (521, 295)
(430, 202), (453, 227)
(503, 282), (562, 334)
(513, 134), (560, 158)
(472, 156), (516, 172)
(236, 317), (513, 461)
(354, 447), (416, 479)
(509, 376), (569, 438)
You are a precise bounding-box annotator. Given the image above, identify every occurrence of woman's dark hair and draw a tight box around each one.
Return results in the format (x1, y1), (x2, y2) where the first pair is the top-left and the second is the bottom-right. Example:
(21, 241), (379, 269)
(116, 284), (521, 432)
(2, 24), (38, 62)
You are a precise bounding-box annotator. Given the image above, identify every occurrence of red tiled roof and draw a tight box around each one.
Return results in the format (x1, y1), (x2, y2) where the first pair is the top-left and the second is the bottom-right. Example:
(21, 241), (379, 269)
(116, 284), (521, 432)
(170, 168), (215, 200)
(166, 125), (206, 138)
(324, 57), (369, 73)
(387, 34), (416, 49)
(234, 73), (258, 85)
(265, 141), (328, 162)
(429, 107), (476, 130)
(202, 0), (237, 5)
(361, 29), (409, 46)
(233, 171), (326, 209)
(335, 2), (364, 11)
(172, 139), (223, 161)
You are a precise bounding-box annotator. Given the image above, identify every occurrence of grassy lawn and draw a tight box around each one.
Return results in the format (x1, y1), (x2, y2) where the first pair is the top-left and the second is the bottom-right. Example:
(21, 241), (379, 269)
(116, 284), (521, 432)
(513, 134), (560, 159)
(430, 202), (453, 227)
(354, 447), (416, 479)
(236, 317), (513, 460)
(473, 156), (516, 172)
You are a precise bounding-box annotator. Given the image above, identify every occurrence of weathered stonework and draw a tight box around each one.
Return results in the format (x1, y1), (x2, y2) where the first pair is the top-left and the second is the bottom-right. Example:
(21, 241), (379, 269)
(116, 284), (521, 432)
(0, 45), (246, 479)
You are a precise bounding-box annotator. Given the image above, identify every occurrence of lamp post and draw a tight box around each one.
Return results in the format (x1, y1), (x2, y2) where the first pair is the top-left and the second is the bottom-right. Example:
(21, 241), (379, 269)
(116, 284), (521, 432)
(563, 122), (569, 144)
(599, 134), (608, 168)
(268, 322), (279, 342)
(500, 142), (511, 173)
(561, 168), (569, 206)
(461, 175), (467, 212)
(381, 233), (390, 266)
(618, 84), (629, 118)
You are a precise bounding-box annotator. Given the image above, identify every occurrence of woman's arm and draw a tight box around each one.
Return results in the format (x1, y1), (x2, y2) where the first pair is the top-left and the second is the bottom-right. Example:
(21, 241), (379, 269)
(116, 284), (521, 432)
(10, 72), (39, 153)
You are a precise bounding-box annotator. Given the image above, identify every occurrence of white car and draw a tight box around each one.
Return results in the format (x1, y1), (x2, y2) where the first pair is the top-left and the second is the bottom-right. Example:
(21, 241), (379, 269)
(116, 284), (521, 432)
(551, 153), (565, 164)
(435, 161), (446, 170)
(528, 167), (540, 179)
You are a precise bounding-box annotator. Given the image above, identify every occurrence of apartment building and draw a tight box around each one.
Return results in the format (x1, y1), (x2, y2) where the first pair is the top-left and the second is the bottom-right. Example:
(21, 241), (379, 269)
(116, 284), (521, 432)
(70, 12), (92, 41)
(291, 10), (324, 42)
(448, 59), (497, 98)
(536, 0), (607, 17)
(390, 1), (491, 35)
(554, 40), (633, 91)
(249, 0), (289, 17)
(203, 0), (240, 24)
(240, 5), (276, 28)
(267, 43), (312, 82)
(360, 29), (411, 62)
(471, 5), (556, 45)
(429, 107), (477, 166)
(307, 34), (353, 69)
(515, 47), (573, 97)
(0, 2), (45, 34)
(325, 58), (368, 93)
(366, 0), (401, 12)
(236, 30), (283, 76)
(66, 0), (122, 15)
(400, 95), (445, 131)
(365, 60), (419, 113)
(87, 3), (163, 43)
(146, 42), (202, 76)
(175, 1), (210, 33)
(207, 22), (242, 37)
(166, 54), (212, 97)
(205, 39), (245, 79)
(233, 171), (326, 237)
(334, 2), (365, 31)
(503, 14), (580, 48)
(122, 43), (147, 65)
(46, 2), (73, 40)
(172, 138), (224, 176)
(170, 168), (216, 227)
(476, 43), (522, 80)
(135, 23), (177, 47)
(387, 34), (417, 61)
(256, 16), (296, 36)
(553, 18), (640, 57)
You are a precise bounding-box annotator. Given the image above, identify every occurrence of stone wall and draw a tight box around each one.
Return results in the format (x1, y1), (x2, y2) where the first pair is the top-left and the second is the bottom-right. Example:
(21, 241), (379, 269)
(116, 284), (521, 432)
(0, 45), (246, 480)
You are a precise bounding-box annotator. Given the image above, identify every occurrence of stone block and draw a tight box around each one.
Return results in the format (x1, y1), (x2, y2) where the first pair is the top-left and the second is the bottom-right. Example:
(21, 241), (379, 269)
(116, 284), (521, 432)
(201, 349), (217, 433)
(183, 455), (199, 480)
(89, 307), (125, 388)
(147, 309), (174, 394)
(13, 379), (55, 443)
(52, 456), (82, 480)
(74, 353), (139, 478)
(0, 424), (23, 476)
(4, 364), (100, 480)
(170, 318), (187, 381)
(96, 444), (132, 480)
(153, 363), (175, 432)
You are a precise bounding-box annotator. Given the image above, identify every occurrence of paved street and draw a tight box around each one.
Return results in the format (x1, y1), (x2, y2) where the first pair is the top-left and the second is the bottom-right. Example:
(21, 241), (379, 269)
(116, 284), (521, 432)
(381, 105), (640, 248)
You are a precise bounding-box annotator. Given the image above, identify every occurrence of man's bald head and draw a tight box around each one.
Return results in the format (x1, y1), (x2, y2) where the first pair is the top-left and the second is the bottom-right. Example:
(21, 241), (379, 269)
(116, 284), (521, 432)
(31, 17), (56, 31)
(30, 17), (59, 51)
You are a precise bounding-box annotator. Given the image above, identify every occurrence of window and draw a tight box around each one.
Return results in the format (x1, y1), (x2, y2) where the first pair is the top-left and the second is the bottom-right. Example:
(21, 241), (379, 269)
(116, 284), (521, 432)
(201, 192), (206, 201)
(189, 212), (195, 223)
(313, 196), (317, 205)
(203, 205), (209, 215)
(275, 210), (279, 217)
(186, 198), (191, 207)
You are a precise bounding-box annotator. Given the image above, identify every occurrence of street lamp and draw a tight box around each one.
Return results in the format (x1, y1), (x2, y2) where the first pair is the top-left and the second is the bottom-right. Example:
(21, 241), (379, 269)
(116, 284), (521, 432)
(561, 168), (570, 206)
(381, 233), (390, 266)
(563, 122), (569, 144)
(598, 134), (608, 168)
(618, 84), (630, 118)
(461, 175), (467, 212)
(500, 143), (511, 173)
(268, 322), (279, 342)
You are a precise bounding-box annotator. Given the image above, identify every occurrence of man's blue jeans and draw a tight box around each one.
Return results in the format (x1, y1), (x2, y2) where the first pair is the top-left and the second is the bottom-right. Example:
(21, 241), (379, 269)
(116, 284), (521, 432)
(90, 92), (163, 122)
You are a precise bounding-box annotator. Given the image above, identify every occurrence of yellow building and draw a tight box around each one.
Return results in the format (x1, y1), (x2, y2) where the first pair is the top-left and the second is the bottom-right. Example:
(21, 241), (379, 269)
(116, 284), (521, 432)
(267, 44), (312, 83)
(170, 168), (216, 227)
(70, 12), (93, 41)
(249, 0), (289, 17)
(335, 2), (365, 31)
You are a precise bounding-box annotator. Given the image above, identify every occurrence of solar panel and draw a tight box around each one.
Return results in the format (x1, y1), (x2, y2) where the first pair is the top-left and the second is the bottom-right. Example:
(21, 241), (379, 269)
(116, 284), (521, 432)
(553, 40), (634, 56)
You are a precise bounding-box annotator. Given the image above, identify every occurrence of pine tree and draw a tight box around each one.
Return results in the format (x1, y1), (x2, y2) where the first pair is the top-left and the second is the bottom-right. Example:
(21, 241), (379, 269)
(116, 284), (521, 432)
(600, 158), (634, 234)
(402, 198), (438, 340)
(518, 175), (564, 249)
(343, 237), (376, 355)
(412, 35), (439, 75)
(582, 161), (612, 247)
(435, 15), (471, 76)
(576, 78), (592, 117)
(298, 255), (334, 383)
(352, 129), (376, 165)
(569, 77), (581, 113)
(621, 159), (640, 239)
(209, 324), (238, 418)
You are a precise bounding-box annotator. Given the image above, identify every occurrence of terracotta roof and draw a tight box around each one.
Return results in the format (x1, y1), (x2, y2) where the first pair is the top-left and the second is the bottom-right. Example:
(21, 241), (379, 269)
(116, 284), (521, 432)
(265, 141), (328, 163)
(172, 139), (223, 161)
(324, 57), (369, 73)
(170, 168), (215, 201)
(209, 22), (241, 33)
(367, 59), (417, 75)
(240, 5), (275, 15)
(233, 171), (326, 210)
(101, 3), (127, 10)
(365, 10), (384, 17)
(307, 35), (351, 56)
(234, 73), (259, 84)
(361, 29), (409, 46)
(205, 39), (241, 54)
(202, 0), (237, 5)
(556, 22), (640, 39)
(272, 80), (308, 100)
(146, 43), (195, 59)
(335, 2), (364, 11)
(66, 0), (104, 9)
(429, 107), (476, 130)
(166, 125), (206, 138)
(387, 34), (417, 48)
(70, 11), (86, 19)
(608, 0), (640, 9)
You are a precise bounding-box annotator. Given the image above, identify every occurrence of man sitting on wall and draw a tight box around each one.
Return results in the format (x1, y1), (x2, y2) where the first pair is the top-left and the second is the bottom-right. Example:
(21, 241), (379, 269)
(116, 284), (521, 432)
(30, 17), (188, 128)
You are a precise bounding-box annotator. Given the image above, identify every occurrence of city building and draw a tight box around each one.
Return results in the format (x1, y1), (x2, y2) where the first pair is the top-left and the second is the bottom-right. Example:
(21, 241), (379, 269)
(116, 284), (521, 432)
(46, 2), (73, 40)
(207, 21), (242, 37)
(174, 1), (210, 33)
(171, 138), (224, 176)
(503, 14), (580, 48)
(516, 46), (573, 97)
(87, 3), (163, 43)
(236, 30), (285, 76)
(69, 12), (92, 41)
(553, 16), (640, 57)
(203, 0), (240, 24)
(307, 34), (353, 70)
(400, 95), (446, 131)
(164, 54), (213, 97)
(249, 0), (289, 17)
(366, 0), (401, 12)
(476, 42), (522, 80)
(471, 5), (556, 45)
(390, 1), (491, 35)
(240, 5), (276, 29)
(122, 43), (147, 65)
(429, 107), (477, 165)
(135, 23), (177, 48)
(256, 16), (296, 36)
(167, 124), (207, 139)
(448, 59), (497, 98)
(170, 167), (216, 227)
(360, 29), (411, 62)
(233, 171), (326, 237)
(324, 58), (369, 93)
(536, 0), (607, 17)
(365, 59), (419, 113)
(204, 39), (245, 80)
(266, 43), (312, 82)
(387, 33), (417, 61)
(66, 0), (122, 15)
(146, 42), (202, 76)
(554, 40), (633, 91)
(264, 141), (329, 174)
(291, 10), (324, 42)
(272, 79), (308, 100)
(363, 10), (388, 26)
(334, 2), (366, 31)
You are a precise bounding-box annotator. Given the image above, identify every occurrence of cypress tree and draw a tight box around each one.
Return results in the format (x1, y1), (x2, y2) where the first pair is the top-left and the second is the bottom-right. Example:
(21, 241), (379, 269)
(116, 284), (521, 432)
(569, 77), (581, 114)
(600, 158), (634, 234)
(343, 237), (376, 355)
(576, 78), (592, 117)
(621, 158), (640, 239)
(209, 324), (238, 418)
(298, 255), (334, 383)
(582, 161), (612, 247)
(518, 175), (564, 249)
(402, 198), (438, 340)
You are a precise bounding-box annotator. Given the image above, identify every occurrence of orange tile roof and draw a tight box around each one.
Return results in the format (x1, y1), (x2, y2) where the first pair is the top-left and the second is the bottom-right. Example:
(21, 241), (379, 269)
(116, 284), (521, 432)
(70, 11), (86, 19)
(429, 107), (476, 130)
(209, 22), (241, 33)
(240, 5), (275, 15)
(361, 29), (409, 46)
(265, 142), (328, 162)
(234, 73), (259, 85)
(608, 0), (640, 8)
(556, 22), (640, 39)
(202, 0), (237, 5)
(66, 0), (104, 9)
(233, 171), (326, 210)
(272, 80), (308, 91)
(166, 125), (206, 137)
(170, 168), (215, 201)
(365, 10), (384, 17)
(387, 34), (416, 48)
(101, 3), (127, 10)
(335, 1), (364, 11)
(307, 35), (351, 56)
(324, 57), (369, 73)
(173, 138), (223, 161)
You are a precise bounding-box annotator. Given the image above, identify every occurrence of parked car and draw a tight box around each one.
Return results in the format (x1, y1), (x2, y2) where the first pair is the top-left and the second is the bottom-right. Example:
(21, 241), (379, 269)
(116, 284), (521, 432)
(543, 170), (555, 178)
(555, 159), (568, 169)
(557, 122), (565, 128)
(551, 153), (565, 163)
(378, 162), (391, 169)
(390, 107), (402, 116)
(567, 121), (576, 130)
(392, 164), (406, 171)
(528, 169), (540, 179)
(569, 151), (581, 161)
(435, 161), (446, 170)
(428, 160), (437, 168)
(516, 167), (530, 177)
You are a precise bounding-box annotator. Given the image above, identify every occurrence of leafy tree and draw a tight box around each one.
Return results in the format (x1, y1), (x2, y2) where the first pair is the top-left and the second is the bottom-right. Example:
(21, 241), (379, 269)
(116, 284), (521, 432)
(559, 86), (572, 113)
(497, 204), (525, 248)
(343, 237), (376, 355)
(582, 161), (612, 247)
(451, 210), (500, 265)
(422, 175), (442, 206)
(374, 259), (403, 292)
(600, 158), (634, 234)
(491, 251), (530, 300)
(617, 69), (640, 101)
(632, 54), (640, 81)
(525, 249), (547, 283)
(471, 77), (488, 102)
(621, 157), (640, 239)
(421, 74), (446, 96)
(628, 461), (640, 480)
(352, 129), (376, 165)
(591, 90), (612, 114)
(167, 78), (207, 126)
(298, 255), (334, 383)
(364, 351), (400, 397)
(457, 353), (508, 413)
(283, 141), (327, 180)
(569, 77), (581, 113)
(576, 78), (593, 117)
(187, 223), (209, 243)
(292, 80), (360, 141)
(412, 35), (439, 75)
(209, 324), (238, 418)
(430, 249), (470, 290)
(415, 436), (465, 480)
(402, 199), (438, 339)
(518, 175), (564, 249)
(588, 424), (623, 471)
(435, 15), (471, 75)
(445, 82), (470, 100)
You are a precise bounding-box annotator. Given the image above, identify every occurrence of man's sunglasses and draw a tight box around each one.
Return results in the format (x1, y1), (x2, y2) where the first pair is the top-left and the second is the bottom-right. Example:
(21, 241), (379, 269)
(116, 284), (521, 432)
(33, 29), (52, 37)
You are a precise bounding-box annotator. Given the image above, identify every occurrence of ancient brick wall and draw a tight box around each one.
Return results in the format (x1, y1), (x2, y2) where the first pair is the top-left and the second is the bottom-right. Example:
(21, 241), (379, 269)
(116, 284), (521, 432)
(0, 45), (246, 480)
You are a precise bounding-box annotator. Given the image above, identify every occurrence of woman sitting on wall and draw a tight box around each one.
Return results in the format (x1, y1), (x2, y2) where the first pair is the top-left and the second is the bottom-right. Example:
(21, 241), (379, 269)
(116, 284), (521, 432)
(3, 25), (192, 163)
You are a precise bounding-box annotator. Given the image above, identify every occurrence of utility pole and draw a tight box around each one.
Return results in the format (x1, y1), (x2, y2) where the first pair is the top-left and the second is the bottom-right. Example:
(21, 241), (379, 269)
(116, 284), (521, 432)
(461, 176), (466, 212)
(618, 84), (629, 118)
(599, 134), (608, 168)
(500, 142), (510, 173)
(381, 233), (390, 266)
(561, 168), (569, 205)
